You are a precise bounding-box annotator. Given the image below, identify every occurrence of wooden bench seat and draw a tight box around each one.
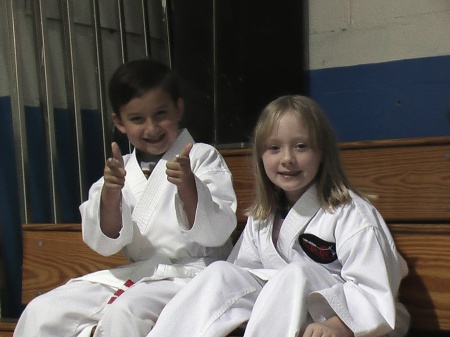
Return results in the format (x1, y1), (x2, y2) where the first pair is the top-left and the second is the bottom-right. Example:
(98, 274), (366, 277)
(0, 225), (129, 337)
(1, 136), (449, 336)
(0, 319), (16, 337)
(19, 224), (128, 305)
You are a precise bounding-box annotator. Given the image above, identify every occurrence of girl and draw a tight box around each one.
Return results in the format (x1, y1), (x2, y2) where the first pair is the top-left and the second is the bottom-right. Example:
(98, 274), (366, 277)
(148, 95), (410, 337)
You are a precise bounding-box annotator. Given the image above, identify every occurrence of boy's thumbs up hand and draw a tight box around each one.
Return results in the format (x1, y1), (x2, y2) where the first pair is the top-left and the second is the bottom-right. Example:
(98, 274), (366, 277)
(111, 142), (125, 167)
(104, 142), (126, 190)
(166, 143), (194, 189)
(178, 143), (193, 158)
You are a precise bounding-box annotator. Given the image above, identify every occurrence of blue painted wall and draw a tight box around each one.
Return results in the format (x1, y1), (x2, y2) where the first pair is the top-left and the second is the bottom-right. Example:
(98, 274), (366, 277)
(309, 55), (450, 142)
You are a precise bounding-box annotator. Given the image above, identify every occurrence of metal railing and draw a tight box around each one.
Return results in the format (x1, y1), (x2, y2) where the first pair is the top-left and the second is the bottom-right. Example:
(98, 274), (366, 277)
(2, 0), (168, 224)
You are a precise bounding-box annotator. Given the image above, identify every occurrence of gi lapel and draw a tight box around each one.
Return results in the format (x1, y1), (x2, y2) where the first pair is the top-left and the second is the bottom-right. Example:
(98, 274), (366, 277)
(131, 129), (195, 230)
(276, 185), (321, 261)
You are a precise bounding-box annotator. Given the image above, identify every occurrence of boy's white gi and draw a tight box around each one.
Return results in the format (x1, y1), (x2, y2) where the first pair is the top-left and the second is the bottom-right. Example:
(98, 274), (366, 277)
(148, 184), (410, 337)
(13, 129), (237, 337)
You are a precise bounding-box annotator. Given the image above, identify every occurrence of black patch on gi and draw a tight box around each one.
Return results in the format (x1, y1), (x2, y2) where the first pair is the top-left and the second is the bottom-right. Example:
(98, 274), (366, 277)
(299, 234), (337, 264)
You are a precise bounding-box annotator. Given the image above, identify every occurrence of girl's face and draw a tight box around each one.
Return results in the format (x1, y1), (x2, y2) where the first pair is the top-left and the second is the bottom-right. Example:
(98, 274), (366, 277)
(261, 112), (322, 206)
(113, 87), (183, 156)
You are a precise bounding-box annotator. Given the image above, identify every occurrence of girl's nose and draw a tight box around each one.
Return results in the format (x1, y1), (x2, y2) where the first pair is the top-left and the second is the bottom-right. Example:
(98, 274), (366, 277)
(281, 148), (295, 165)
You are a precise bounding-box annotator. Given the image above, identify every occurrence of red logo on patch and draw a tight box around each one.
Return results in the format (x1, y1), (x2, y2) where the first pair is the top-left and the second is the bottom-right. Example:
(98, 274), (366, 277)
(299, 234), (337, 264)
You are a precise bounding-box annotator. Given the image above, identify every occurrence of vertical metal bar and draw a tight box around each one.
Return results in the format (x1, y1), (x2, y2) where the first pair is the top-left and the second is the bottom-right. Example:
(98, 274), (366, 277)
(140, 0), (151, 57)
(162, 0), (173, 68)
(117, 0), (128, 63)
(91, 0), (109, 162)
(117, 0), (133, 153)
(4, 0), (30, 223)
(32, 0), (60, 223)
(117, 0), (127, 63)
(212, 0), (218, 145)
(59, 0), (86, 202)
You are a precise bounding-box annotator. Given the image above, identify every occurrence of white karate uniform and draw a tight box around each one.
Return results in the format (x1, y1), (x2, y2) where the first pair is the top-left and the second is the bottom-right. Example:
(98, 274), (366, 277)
(148, 184), (410, 337)
(14, 129), (237, 337)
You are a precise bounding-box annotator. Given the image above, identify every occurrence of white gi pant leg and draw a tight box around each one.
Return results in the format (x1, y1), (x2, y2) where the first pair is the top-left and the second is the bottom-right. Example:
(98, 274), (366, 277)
(244, 261), (341, 337)
(93, 279), (187, 337)
(148, 261), (263, 337)
(14, 280), (112, 337)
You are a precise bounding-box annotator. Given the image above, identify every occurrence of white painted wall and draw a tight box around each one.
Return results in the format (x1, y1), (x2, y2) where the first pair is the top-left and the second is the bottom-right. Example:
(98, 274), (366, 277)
(308, 0), (450, 69)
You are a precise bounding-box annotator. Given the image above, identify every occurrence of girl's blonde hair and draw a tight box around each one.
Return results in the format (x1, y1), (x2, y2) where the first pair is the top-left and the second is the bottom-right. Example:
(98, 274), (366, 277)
(247, 95), (364, 219)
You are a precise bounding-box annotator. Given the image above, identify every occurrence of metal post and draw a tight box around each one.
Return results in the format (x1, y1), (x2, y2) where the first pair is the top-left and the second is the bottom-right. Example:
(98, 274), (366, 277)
(212, 0), (218, 145)
(117, 0), (127, 63)
(4, 0), (30, 223)
(91, 0), (109, 162)
(162, 0), (173, 68)
(140, 0), (151, 58)
(59, 0), (86, 202)
(32, 0), (60, 223)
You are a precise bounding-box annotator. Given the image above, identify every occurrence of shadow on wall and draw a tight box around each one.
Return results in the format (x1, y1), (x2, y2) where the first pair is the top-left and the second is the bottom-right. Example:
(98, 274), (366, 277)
(0, 96), (23, 318)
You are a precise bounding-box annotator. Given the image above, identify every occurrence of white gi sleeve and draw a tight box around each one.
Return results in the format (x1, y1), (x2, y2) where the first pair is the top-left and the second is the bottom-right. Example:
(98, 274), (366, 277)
(175, 143), (237, 247)
(79, 176), (134, 256)
(308, 220), (407, 336)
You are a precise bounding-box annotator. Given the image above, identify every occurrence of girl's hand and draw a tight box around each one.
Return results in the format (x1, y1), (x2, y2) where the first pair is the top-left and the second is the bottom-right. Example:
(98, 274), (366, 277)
(302, 316), (353, 337)
(104, 142), (126, 190)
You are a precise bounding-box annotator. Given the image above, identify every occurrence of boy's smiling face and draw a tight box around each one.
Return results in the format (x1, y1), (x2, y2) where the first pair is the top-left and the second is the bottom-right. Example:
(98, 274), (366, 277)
(113, 87), (184, 156)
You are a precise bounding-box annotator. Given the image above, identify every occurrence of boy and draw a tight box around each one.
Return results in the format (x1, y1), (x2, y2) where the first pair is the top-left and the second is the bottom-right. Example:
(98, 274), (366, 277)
(14, 59), (237, 337)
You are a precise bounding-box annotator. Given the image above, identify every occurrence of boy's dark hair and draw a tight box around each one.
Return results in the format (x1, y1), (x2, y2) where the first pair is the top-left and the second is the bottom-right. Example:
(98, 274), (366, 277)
(108, 59), (181, 116)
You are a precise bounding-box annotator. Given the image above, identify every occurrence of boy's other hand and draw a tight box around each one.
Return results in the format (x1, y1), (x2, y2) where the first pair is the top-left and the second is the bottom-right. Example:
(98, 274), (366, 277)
(104, 142), (126, 190)
(166, 143), (194, 190)
(166, 143), (198, 227)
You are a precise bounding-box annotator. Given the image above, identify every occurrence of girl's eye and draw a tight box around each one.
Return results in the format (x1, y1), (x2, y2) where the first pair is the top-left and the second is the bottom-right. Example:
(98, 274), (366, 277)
(268, 145), (280, 151)
(295, 143), (307, 149)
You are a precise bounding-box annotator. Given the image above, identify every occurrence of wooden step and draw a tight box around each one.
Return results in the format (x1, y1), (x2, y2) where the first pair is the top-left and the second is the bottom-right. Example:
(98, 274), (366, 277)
(0, 318), (17, 337)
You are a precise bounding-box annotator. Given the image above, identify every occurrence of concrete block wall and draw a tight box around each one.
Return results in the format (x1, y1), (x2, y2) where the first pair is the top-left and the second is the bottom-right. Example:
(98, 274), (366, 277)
(309, 0), (450, 69)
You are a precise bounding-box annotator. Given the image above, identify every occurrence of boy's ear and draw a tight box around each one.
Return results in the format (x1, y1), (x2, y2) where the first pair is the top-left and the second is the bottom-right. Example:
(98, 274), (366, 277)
(112, 113), (126, 133)
(176, 98), (184, 121)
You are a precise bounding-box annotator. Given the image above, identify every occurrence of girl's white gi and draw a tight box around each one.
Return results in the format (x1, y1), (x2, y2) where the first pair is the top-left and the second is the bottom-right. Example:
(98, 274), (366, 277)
(13, 129), (237, 337)
(148, 184), (410, 337)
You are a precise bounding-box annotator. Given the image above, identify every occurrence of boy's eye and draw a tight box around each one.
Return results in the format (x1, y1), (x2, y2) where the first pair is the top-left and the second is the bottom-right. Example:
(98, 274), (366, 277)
(130, 116), (144, 123)
(154, 110), (167, 118)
